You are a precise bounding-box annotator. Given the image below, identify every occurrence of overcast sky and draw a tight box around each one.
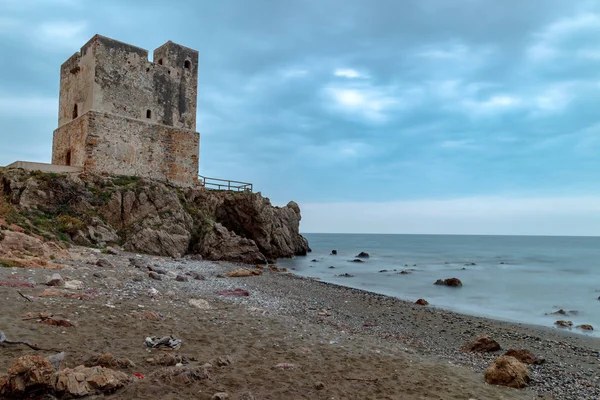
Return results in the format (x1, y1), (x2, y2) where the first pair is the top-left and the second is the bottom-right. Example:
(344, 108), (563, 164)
(1, 0), (600, 235)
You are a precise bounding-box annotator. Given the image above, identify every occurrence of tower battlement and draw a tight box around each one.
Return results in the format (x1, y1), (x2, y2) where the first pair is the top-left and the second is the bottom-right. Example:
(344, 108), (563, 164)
(52, 34), (200, 186)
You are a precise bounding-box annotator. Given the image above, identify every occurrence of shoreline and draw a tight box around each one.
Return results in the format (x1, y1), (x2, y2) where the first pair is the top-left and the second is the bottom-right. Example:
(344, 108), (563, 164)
(0, 247), (598, 399)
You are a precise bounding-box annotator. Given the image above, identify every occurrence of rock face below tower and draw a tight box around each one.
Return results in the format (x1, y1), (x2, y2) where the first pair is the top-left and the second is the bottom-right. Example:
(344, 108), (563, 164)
(51, 35), (200, 186)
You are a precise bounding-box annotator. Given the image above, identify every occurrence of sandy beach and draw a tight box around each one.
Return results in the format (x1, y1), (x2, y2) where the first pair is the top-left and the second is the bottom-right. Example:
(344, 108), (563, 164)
(0, 247), (598, 399)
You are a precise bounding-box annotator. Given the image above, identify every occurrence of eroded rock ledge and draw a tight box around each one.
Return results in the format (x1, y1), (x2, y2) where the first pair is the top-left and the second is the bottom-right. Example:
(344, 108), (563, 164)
(0, 169), (311, 263)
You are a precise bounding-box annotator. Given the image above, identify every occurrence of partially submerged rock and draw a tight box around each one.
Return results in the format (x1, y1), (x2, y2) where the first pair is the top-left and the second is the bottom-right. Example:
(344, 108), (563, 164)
(555, 320), (573, 328)
(415, 299), (429, 306)
(461, 335), (501, 353)
(577, 324), (594, 331)
(484, 355), (530, 388)
(356, 252), (369, 258)
(434, 278), (463, 287)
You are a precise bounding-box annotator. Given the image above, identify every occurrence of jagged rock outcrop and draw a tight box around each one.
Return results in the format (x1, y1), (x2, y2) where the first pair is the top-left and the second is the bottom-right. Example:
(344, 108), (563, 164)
(0, 170), (311, 263)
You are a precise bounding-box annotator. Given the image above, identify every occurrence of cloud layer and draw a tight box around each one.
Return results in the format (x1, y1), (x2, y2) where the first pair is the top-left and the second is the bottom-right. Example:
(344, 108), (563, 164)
(1, 0), (600, 234)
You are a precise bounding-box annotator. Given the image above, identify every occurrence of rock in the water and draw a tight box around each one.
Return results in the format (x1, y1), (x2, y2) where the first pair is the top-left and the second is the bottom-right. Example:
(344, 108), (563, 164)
(461, 335), (501, 353)
(503, 349), (545, 365)
(434, 278), (462, 287)
(356, 252), (369, 258)
(555, 320), (573, 328)
(46, 273), (64, 287)
(415, 299), (429, 306)
(484, 356), (530, 388)
(337, 273), (355, 277)
(331, 250), (337, 255)
(576, 324), (594, 331)
(0, 355), (56, 397)
(399, 270), (410, 275)
(351, 259), (364, 263)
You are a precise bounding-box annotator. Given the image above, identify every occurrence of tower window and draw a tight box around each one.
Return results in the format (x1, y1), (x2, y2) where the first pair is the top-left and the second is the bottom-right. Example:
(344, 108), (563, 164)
(184, 60), (191, 70)
(65, 150), (72, 166)
(158, 58), (163, 65)
(72, 104), (78, 119)
(146, 110), (152, 119)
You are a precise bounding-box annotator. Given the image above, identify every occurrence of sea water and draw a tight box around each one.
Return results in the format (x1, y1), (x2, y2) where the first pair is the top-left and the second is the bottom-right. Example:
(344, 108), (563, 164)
(277, 234), (600, 337)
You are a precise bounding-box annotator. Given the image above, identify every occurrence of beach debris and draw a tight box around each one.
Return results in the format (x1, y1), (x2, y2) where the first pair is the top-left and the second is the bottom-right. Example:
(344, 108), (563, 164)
(146, 353), (188, 366)
(213, 355), (233, 367)
(0, 355), (56, 397)
(175, 274), (188, 282)
(356, 252), (370, 258)
(55, 365), (131, 397)
(484, 355), (530, 388)
(555, 320), (573, 328)
(434, 278), (463, 287)
(47, 352), (66, 370)
(145, 335), (182, 350)
(96, 258), (115, 268)
(189, 298), (211, 310)
(216, 288), (250, 297)
(84, 353), (135, 369)
(415, 299), (429, 306)
(225, 268), (261, 277)
(211, 392), (230, 400)
(274, 363), (296, 370)
(350, 259), (364, 263)
(0, 329), (55, 351)
(331, 250), (337, 255)
(134, 372), (145, 379)
(148, 365), (209, 386)
(337, 273), (355, 277)
(64, 279), (84, 290)
(45, 273), (64, 287)
(461, 335), (501, 353)
(576, 324), (594, 331)
(131, 311), (163, 321)
(504, 349), (545, 365)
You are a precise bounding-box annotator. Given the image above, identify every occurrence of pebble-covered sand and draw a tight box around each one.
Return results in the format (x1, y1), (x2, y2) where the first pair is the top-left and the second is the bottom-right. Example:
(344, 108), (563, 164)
(1, 247), (598, 399)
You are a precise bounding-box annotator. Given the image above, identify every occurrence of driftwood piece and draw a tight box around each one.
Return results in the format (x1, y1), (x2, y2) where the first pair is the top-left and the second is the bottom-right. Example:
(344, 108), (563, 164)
(17, 291), (33, 302)
(0, 329), (56, 351)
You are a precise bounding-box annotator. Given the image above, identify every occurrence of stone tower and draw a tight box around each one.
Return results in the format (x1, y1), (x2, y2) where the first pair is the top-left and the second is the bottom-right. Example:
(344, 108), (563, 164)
(52, 34), (200, 186)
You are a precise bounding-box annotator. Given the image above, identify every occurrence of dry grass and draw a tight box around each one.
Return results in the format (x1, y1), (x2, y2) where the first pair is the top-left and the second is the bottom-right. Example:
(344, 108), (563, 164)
(0, 196), (11, 216)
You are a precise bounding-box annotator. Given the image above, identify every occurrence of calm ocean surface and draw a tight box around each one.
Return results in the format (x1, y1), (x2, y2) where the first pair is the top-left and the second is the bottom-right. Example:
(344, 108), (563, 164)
(277, 234), (600, 337)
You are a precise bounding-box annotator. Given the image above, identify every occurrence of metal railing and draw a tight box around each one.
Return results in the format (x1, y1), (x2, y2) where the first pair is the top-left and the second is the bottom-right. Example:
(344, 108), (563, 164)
(198, 175), (253, 192)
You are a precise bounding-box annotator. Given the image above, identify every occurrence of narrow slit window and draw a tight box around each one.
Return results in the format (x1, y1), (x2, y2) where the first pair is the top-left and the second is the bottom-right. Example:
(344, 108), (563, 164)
(72, 104), (78, 119)
(184, 60), (191, 70)
(65, 150), (72, 166)
(146, 110), (152, 119)
(158, 58), (163, 65)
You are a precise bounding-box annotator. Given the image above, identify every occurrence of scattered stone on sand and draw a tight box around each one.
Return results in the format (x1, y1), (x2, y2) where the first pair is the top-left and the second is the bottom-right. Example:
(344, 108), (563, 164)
(274, 363), (296, 370)
(356, 252), (370, 258)
(225, 268), (261, 278)
(555, 320), (573, 328)
(84, 353), (135, 369)
(149, 266), (167, 275)
(64, 279), (84, 290)
(46, 273), (64, 287)
(331, 250), (337, 255)
(146, 353), (187, 366)
(185, 271), (205, 280)
(503, 349), (545, 365)
(148, 366), (209, 386)
(483, 355), (530, 389)
(175, 274), (189, 282)
(96, 258), (115, 268)
(188, 298), (211, 310)
(0, 280), (34, 288)
(211, 392), (230, 400)
(216, 288), (250, 297)
(576, 324), (594, 331)
(148, 271), (162, 281)
(461, 335), (501, 353)
(41, 318), (74, 327)
(434, 278), (463, 287)
(0, 355), (55, 397)
(55, 365), (131, 397)
(213, 355), (233, 367)
(337, 273), (355, 278)
(351, 259), (364, 263)
(314, 381), (325, 390)
(38, 288), (92, 300)
(415, 299), (429, 306)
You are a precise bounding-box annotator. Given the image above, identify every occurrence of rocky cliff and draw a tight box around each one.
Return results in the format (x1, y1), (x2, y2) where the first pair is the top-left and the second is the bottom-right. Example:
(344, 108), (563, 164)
(0, 169), (310, 263)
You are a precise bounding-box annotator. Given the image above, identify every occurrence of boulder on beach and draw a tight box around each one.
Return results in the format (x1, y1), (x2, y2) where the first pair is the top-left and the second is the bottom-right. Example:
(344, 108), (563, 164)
(434, 278), (462, 287)
(415, 299), (429, 306)
(356, 252), (369, 258)
(576, 324), (593, 331)
(461, 335), (501, 353)
(504, 349), (545, 365)
(0, 355), (56, 397)
(484, 355), (530, 389)
(555, 320), (573, 328)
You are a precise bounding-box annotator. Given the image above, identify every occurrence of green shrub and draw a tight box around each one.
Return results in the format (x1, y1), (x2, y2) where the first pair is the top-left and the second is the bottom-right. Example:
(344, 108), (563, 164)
(56, 215), (85, 234)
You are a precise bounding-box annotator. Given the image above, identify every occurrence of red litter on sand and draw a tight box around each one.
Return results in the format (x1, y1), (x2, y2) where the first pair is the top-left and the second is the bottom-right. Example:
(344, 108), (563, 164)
(215, 288), (250, 297)
(134, 373), (145, 379)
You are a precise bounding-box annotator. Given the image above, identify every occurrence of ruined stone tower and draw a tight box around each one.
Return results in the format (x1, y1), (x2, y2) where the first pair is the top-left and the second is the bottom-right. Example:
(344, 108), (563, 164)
(52, 34), (200, 186)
